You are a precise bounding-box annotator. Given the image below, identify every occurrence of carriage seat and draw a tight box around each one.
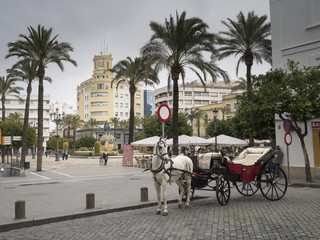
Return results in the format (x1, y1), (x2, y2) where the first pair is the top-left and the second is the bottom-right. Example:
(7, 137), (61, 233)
(232, 147), (271, 166)
(198, 152), (221, 169)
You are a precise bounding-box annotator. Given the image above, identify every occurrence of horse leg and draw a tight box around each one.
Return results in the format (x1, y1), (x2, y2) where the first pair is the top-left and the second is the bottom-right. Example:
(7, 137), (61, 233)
(153, 181), (162, 214)
(184, 176), (192, 208)
(176, 179), (185, 209)
(162, 182), (169, 216)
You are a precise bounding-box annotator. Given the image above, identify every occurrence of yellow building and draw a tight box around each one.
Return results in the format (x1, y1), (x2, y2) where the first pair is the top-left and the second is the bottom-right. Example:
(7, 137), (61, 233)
(77, 53), (143, 125)
(190, 93), (241, 137)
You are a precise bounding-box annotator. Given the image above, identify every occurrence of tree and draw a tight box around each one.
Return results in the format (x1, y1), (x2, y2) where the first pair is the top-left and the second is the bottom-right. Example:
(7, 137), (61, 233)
(118, 119), (129, 145)
(8, 59), (52, 167)
(6, 25), (77, 171)
(70, 115), (83, 150)
(111, 56), (159, 144)
(217, 11), (271, 92)
(141, 11), (228, 155)
(6, 112), (23, 123)
(194, 110), (205, 136)
(84, 118), (99, 137)
(76, 136), (96, 149)
(142, 113), (192, 138)
(110, 117), (120, 139)
(46, 137), (69, 150)
(255, 61), (320, 182)
(0, 75), (23, 121)
(217, 11), (271, 146)
(61, 114), (73, 143)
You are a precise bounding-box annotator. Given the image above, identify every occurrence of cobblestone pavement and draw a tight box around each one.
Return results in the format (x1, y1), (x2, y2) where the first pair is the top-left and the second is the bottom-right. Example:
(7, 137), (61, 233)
(0, 186), (319, 240)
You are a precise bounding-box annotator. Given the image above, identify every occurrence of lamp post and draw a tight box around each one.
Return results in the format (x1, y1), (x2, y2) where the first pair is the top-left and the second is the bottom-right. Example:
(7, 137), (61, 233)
(213, 108), (218, 152)
(32, 122), (37, 159)
(50, 108), (65, 161)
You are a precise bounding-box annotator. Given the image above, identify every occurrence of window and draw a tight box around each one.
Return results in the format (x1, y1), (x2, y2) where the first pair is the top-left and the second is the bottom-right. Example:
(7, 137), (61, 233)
(125, 94), (128, 98)
(120, 112), (123, 117)
(125, 103), (128, 108)
(115, 112), (118, 117)
(184, 91), (192, 96)
(120, 103), (123, 108)
(120, 93), (123, 98)
(116, 133), (121, 139)
(115, 92), (118, 97)
(91, 92), (108, 97)
(136, 113), (141, 117)
(91, 111), (108, 116)
(115, 102), (118, 107)
(96, 83), (104, 89)
(125, 112), (128, 117)
(99, 59), (104, 69)
(136, 94), (140, 99)
(91, 101), (108, 106)
(136, 103), (141, 108)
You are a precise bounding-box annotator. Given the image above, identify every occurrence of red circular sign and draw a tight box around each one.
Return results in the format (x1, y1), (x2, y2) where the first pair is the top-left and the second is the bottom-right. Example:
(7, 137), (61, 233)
(157, 104), (171, 122)
(284, 132), (292, 146)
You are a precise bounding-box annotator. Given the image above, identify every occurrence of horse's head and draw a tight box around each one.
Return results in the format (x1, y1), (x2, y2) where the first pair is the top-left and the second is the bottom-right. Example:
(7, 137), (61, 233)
(154, 137), (170, 163)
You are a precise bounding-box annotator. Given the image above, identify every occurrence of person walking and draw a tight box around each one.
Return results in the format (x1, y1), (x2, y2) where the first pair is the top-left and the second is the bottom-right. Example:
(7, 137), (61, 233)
(102, 150), (108, 165)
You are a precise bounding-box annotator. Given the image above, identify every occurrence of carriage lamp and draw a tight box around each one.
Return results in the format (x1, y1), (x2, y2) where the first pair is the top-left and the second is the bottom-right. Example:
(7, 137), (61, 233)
(213, 108), (218, 152)
(50, 108), (65, 161)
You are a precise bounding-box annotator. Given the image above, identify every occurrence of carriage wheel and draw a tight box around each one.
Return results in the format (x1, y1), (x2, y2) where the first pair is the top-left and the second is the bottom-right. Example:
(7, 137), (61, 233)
(259, 167), (288, 201)
(216, 176), (230, 206)
(235, 180), (259, 196)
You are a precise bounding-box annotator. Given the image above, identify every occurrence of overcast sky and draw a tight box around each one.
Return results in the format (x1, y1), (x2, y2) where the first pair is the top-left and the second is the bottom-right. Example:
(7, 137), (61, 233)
(0, 0), (271, 109)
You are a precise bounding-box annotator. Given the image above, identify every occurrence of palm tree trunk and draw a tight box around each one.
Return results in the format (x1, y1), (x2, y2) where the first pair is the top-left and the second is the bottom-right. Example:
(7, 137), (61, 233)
(1, 98), (5, 121)
(172, 77), (179, 155)
(21, 83), (32, 167)
(246, 58), (254, 147)
(37, 66), (45, 171)
(129, 87), (135, 144)
(73, 127), (76, 150)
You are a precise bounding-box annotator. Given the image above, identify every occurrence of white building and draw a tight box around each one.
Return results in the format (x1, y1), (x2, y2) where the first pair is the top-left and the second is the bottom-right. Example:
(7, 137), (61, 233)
(270, 0), (320, 179)
(154, 80), (239, 112)
(0, 94), (51, 149)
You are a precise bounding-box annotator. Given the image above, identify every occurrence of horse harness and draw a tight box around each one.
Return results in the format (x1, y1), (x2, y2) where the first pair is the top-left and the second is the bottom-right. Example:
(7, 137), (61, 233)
(150, 140), (186, 185)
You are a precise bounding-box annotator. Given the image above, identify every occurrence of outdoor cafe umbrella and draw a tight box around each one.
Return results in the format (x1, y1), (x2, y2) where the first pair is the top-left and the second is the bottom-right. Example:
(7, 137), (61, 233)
(207, 134), (248, 147)
(167, 135), (210, 146)
(130, 136), (160, 147)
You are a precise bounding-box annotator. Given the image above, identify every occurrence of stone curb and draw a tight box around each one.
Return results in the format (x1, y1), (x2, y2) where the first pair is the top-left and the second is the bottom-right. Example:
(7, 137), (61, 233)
(0, 198), (208, 233)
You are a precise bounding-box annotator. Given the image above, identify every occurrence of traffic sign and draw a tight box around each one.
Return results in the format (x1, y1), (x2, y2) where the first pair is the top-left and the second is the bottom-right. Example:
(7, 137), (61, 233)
(13, 136), (22, 141)
(284, 132), (292, 146)
(157, 104), (171, 122)
(1, 136), (11, 145)
(283, 119), (292, 132)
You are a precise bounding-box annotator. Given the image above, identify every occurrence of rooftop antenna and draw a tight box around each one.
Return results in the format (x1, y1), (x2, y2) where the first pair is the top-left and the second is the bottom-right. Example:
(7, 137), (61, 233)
(104, 39), (106, 55)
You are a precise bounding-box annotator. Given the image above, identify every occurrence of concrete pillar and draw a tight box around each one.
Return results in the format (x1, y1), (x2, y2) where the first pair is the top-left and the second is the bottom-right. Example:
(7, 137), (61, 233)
(15, 200), (26, 219)
(86, 193), (95, 209)
(140, 187), (148, 202)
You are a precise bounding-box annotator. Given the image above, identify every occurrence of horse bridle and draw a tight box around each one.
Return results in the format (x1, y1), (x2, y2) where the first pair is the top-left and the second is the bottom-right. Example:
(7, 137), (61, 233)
(150, 140), (170, 173)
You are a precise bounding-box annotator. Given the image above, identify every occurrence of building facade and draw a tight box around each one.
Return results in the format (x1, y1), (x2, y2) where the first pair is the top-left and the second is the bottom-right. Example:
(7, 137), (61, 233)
(144, 89), (154, 116)
(77, 53), (144, 125)
(154, 80), (238, 112)
(270, 0), (320, 178)
(0, 94), (51, 149)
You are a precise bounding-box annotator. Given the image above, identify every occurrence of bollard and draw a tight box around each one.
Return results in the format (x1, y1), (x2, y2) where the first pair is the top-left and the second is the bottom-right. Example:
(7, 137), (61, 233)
(15, 200), (26, 219)
(140, 187), (148, 202)
(86, 193), (95, 209)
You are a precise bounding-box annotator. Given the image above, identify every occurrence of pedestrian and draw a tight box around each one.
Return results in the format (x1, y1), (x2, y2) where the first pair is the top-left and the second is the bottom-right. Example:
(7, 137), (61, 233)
(273, 145), (283, 179)
(102, 150), (108, 165)
(45, 151), (48, 157)
(64, 149), (69, 160)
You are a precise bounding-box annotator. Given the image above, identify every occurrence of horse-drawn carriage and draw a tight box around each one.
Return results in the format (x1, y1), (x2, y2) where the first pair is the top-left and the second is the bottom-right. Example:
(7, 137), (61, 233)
(187, 147), (288, 205)
(150, 138), (288, 215)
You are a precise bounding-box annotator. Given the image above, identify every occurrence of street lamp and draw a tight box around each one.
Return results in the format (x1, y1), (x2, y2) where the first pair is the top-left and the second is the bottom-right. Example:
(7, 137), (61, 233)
(50, 108), (65, 161)
(213, 108), (218, 152)
(32, 122), (37, 159)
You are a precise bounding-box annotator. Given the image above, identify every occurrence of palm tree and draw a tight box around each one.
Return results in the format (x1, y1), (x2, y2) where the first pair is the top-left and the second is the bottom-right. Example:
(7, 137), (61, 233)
(194, 110), (205, 137)
(70, 115), (83, 150)
(217, 11), (271, 92)
(8, 60), (52, 167)
(141, 11), (229, 155)
(6, 112), (23, 123)
(85, 118), (99, 137)
(110, 117), (120, 139)
(6, 25), (77, 171)
(0, 75), (23, 121)
(61, 114), (74, 142)
(118, 119), (129, 145)
(111, 56), (159, 144)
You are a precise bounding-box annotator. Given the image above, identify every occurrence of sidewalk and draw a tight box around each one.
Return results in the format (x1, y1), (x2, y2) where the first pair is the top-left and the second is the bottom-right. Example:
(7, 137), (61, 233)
(0, 155), (319, 233)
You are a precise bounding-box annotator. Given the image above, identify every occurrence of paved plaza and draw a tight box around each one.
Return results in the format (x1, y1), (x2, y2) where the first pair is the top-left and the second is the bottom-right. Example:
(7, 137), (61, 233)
(0, 156), (319, 239)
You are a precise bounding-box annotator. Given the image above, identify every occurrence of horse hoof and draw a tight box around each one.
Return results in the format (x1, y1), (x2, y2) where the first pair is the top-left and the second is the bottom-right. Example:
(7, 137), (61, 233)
(185, 205), (189, 209)
(156, 211), (161, 215)
(178, 204), (182, 209)
(162, 212), (168, 216)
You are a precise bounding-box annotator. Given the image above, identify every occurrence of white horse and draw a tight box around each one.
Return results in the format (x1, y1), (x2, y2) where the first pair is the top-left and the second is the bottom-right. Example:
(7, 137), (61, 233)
(150, 138), (193, 216)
